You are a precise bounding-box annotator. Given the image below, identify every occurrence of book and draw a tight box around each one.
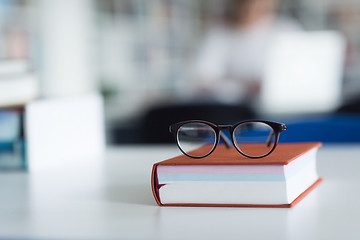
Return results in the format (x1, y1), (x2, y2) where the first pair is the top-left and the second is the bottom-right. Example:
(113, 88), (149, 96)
(0, 109), (21, 141)
(0, 109), (26, 170)
(151, 142), (322, 208)
(0, 73), (37, 107)
(0, 140), (26, 169)
(0, 59), (37, 107)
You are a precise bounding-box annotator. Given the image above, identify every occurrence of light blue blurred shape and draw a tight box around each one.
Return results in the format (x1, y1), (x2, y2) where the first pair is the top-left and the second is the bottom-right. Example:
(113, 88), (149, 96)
(0, 110), (20, 141)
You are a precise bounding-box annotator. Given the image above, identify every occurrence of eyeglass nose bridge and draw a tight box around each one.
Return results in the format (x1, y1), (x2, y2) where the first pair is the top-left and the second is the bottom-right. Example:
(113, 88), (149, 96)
(217, 125), (233, 149)
(217, 125), (232, 130)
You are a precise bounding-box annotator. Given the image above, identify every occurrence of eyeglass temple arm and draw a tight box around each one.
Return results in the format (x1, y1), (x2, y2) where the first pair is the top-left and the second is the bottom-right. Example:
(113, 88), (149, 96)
(266, 131), (274, 147)
(219, 131), (232, 148)
(267, 124), (287, 147)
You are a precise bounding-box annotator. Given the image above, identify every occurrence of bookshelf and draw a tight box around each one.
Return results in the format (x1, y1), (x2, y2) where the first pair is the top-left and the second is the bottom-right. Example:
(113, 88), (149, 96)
(0, 59), (37, 170)
(0, 0), (36, 170)
(97, 0), (360, 126)
(0, 0), (35, 60)
(0, 0), (103, 170)
(96, 0), (206, 122)
(1, 0), (360, 146)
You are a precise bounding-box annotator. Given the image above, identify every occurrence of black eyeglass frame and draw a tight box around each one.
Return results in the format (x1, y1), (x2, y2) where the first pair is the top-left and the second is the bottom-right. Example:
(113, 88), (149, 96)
(169, 120), (287, 159)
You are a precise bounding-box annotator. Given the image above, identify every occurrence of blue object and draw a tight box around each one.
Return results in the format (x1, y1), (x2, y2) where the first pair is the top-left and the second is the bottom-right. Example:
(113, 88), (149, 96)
(278, 113), (360, 143)
(0, 110), (20, 141)
(218, 113), (360, 144)
(0, 140), (26, 170)
(0, 109), (25, 170)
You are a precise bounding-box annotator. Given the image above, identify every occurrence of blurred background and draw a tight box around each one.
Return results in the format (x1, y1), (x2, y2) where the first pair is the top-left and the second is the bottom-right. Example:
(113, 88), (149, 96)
(2, 0), (360, 149)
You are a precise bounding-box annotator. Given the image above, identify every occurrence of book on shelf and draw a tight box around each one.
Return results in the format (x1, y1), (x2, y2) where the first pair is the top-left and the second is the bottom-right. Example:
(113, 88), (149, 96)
(0, 59), (34, 169)
(151, 142), (322, 208)
(0, 59), (37, 107)
(0, 109), (25, 170)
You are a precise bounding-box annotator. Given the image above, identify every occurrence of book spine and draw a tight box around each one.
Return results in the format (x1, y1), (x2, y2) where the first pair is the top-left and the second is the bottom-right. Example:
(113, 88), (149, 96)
(151, 164), (163, 206)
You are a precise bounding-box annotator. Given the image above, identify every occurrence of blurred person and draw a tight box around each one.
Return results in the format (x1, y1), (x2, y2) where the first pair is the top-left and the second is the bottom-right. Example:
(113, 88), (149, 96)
(192, 0), (301, 104)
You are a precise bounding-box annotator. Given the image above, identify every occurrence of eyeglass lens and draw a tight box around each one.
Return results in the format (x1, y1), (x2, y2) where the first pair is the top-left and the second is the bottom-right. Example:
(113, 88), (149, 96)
(177, 122), (216, 157)
(233, 122), (275, 157)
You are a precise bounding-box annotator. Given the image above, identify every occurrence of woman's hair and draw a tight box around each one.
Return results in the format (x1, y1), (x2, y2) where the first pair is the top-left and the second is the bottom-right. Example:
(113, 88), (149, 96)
(222, 0), (277, 27)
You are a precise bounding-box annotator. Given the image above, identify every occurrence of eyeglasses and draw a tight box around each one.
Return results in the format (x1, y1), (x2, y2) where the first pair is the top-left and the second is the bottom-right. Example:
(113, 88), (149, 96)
(169, 120), (287, 159)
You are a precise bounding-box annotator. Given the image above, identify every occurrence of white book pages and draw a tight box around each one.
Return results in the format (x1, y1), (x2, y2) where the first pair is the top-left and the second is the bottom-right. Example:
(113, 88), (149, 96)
(285, 152), (319, 203)
(158, 149), (319, 205)
(159, 181), (288, 205)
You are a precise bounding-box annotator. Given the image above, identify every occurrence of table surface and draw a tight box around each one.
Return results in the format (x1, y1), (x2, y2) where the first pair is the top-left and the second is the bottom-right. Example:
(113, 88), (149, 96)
(1, 144), (360, 240)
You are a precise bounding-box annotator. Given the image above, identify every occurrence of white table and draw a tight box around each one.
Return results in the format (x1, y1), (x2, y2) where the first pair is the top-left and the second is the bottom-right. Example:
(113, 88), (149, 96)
(0, 144), (359, 240)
